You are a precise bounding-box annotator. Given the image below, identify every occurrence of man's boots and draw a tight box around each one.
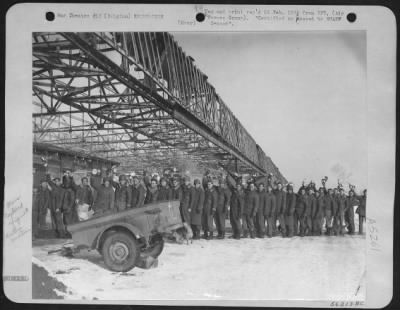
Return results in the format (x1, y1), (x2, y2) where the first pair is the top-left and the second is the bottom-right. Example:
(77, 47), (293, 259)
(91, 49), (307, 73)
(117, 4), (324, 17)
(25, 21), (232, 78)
(194, 227), (200, 240)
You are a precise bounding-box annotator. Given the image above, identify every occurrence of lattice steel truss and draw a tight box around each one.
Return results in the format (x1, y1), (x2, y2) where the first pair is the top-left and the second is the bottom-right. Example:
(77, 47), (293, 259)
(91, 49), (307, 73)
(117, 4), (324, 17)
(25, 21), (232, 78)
(33, 32), (285, 180)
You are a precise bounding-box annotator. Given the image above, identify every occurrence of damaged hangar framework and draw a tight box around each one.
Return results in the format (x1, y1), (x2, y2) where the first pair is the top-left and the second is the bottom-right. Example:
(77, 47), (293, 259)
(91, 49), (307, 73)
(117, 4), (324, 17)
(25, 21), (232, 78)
(33, 32), (286, 181)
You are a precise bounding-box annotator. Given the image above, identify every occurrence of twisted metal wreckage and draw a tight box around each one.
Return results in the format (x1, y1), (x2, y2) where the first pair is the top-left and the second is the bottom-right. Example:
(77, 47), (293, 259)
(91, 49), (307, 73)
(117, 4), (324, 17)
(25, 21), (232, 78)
(33, 32), (286, 181)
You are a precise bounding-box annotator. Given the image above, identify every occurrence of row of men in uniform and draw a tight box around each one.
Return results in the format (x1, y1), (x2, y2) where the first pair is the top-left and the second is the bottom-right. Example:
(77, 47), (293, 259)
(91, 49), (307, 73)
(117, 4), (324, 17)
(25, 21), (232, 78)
(195, 178), (367, 240)
(229, 181), (366, 240)
(34, 173), (94, 238)
(33, 170), (366, 241)
(33, 171), (195, 238)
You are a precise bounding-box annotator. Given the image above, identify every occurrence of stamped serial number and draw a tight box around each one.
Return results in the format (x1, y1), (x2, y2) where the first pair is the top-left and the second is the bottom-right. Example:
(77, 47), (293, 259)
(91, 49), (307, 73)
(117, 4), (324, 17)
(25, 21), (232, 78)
(3, 275), (29, 281)
(330, 301), (364, 307)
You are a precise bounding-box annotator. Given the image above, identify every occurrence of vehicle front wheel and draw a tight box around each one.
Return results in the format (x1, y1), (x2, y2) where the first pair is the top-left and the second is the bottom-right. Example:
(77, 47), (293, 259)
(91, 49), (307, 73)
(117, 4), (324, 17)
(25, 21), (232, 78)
(101, 231), (139, 272)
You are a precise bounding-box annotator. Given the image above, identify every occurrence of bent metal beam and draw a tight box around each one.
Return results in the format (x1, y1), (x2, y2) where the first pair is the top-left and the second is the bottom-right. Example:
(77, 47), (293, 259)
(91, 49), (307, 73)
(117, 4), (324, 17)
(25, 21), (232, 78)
(60, 32), (265, 174)
(32, 32), (286, 181)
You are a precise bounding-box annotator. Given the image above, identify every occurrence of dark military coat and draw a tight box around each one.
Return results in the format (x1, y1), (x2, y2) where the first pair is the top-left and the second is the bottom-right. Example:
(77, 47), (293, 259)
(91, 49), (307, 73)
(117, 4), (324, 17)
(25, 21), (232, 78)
(190, 187), (205, 225)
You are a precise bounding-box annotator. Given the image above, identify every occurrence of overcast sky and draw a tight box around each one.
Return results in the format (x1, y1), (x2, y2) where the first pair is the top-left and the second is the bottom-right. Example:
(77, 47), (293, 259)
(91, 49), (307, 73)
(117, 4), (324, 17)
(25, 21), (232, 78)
(173, 31), (367, 190)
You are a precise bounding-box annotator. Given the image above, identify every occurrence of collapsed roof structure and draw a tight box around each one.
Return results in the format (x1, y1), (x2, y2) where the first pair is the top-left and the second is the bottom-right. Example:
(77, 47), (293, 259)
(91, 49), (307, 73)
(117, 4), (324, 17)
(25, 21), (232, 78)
(33, 32), (286, 182)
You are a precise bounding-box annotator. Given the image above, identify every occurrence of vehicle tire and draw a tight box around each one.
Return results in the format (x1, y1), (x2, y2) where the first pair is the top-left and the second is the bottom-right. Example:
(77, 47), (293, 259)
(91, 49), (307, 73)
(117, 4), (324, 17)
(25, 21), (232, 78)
(141, 234), (164, 259)
(101, 231), (139, 272)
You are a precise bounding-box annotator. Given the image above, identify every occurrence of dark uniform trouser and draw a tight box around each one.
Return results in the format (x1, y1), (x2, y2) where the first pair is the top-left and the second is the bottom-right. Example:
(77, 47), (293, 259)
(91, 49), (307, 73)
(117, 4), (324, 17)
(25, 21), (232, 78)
(344, 210), (350, 231)
(325, 210), (333, 233)
(51, 209), (65, 237)
(256, 212), (265, 236)
(241, 214), (249, 236)
(313, 216), (323, 234)
(310, 217), (315, 234)
(266, 216), (274, 237)
(191, 224), (200, 237)
(348, 215), (355, 234)
(278, 214), (286, 235)
(305, 216), (312, 234)
(293, 213), (299, 235)
(337, 212), (345, 235)
(180, 206), (190, 224)
(63, 211), (76, 224)
(230, 212), (241, 237)
(299, 216), (307, 235)
(272, 213), (278, 234)
(246, 214), (256, 236)
(63, 210), (77, 234)
(38, 208), (47, 228)
(285, 215), (294, 237)
(332, 215), (340, 235)
(214, 209), (226, 236)
(202, 209), (213, 234)
(359, 215), (365, 234)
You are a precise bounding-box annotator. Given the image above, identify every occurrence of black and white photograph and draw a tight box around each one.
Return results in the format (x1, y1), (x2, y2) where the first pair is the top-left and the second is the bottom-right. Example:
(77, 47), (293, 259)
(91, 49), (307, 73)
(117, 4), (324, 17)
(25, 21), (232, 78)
(31, 30), (368, 301)
(3, 3), (396, 307)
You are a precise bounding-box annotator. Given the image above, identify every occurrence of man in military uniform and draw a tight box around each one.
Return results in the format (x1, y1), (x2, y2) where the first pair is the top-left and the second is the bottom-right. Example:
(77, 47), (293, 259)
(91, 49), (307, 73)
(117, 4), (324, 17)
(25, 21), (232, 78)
(190, 179), (205, 239)
(145, 178), (159, 204)
(181, 176), (193, 224)
(76, 177), (94, 208)
(294, 184), (305, 236)
(356, 189), (366, 234)
(274, 182), (287, 237)
(296, 187), (309, 237)
(324, 188), (335, 236)
(74, 176), (94, 221)
(346, 190), (359, 235)
(303, 188), (312, 236)
(337, 188), (347, 235)
(240, 182), (250, 238)
(36, 179), (52, 232)
(256, 183), (266, 238)
(62, 176), (77, 235)
(285, 184), (296, 237)
(264, 185), (276, 238)
(170, 177), (183, 201)
(114, 175), (132, 212)
(314, 187), (326, 236)
(48, 176), (66, 237)
(308, 188), (317, 236)
(245, 182), (259, 239)
(215, 180), (231, 239)
(131, 176), (146, 208)
(158, 177), (172, 201)
(202, 180), (218, 240)
(230, 182), (245, 239)
(332, 188), (341, 235)
(91, 177), (115, 215)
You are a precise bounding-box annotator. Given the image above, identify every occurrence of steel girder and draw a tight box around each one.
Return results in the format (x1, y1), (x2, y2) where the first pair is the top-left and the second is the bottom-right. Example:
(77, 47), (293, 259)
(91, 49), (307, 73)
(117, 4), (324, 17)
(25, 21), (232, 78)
(32, 32), (286, 181)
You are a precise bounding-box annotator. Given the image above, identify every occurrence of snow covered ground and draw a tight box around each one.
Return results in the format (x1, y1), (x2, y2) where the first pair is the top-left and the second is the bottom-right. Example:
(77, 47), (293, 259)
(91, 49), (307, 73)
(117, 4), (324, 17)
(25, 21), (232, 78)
(32, 233), (365, 301)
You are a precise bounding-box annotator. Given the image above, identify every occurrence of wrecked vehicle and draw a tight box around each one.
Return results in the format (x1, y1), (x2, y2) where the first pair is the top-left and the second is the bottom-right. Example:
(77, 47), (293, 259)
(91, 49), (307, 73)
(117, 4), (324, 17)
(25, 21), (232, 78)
(63, 200), (183, 272)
